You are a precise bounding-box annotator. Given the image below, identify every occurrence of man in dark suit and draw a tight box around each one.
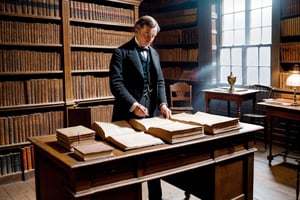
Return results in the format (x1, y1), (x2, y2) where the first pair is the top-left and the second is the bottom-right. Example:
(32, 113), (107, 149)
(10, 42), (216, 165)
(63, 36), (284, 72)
(109, 15), (172, 200)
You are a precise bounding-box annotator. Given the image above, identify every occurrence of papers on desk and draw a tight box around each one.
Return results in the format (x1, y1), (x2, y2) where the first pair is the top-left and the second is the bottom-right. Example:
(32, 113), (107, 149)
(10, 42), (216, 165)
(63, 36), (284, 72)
(214, 87), (248, 92)
(263, 98), (293, 106)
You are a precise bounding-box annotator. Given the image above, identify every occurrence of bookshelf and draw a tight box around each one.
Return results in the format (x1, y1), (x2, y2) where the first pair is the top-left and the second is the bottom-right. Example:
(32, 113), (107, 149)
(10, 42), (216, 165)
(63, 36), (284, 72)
(0, 0), (140, 184)
(140, 0), (216, 83)
(277, 0), (300, 92)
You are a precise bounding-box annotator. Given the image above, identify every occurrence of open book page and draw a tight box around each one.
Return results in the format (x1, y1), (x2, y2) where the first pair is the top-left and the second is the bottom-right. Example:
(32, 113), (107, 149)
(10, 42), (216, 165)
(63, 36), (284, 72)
(129, 117), (203, 135)
(91, 121), (164, 150)
(171, 112), (240, 134)
(106, 133), (164, 150)
(92, 120), (140, 140)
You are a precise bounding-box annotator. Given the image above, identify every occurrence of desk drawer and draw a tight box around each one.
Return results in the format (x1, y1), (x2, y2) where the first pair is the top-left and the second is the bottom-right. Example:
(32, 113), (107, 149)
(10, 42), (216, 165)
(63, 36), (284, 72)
(71, 159), (136, 192)
(141, 144), (210, 175)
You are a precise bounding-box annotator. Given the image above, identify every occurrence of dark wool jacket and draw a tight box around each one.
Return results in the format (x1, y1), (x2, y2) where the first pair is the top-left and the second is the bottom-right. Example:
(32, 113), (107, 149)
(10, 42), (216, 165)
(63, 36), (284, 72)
(109, 38), (167, 121)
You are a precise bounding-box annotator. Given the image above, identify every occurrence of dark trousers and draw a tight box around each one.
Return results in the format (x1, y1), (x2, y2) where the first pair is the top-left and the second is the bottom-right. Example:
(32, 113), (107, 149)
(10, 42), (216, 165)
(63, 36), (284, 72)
(148, 179), (162, 200)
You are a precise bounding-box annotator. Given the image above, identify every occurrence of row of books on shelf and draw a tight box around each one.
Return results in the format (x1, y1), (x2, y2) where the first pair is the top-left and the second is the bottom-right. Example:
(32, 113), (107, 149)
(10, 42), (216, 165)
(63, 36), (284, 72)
(71, 51), (111, 71)
(162, 66), (183, 79)
(0, 111), (64, 145)
(70, 1), (134, 25)
(281, 17), (300, 36)
(0, 0), (60, 17)
(72, 76), (112, 100)
(281, 0), (300, 17)
(0, 151), (22, 176)
(152, 8), (197, 27)
(162, 67), (199, 81)
(157, 48), (199, 62)
(0, 20), (60, 44)
(71, 26), (133, 46)
(0, 79), (63, 107)
(57, 111), (240, 161)
(280, 42), (300, 62)
(144, 0), (196, 9)
(0, 49), (61, 73)
(155, 26), (199, 45)
(0, 145), (34, 177)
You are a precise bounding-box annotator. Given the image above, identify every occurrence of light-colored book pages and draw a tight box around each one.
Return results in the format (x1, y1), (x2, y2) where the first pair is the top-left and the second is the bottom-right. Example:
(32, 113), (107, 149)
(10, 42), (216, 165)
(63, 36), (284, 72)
(91, 121), (164, 150)
(193, 112), (239, 126)
(107, 133), (164, 150)
(129, 117), (203, 135)
(129, 117), (172, 131)
(171, 112), (240, 134)
(92, 120), (142, 140)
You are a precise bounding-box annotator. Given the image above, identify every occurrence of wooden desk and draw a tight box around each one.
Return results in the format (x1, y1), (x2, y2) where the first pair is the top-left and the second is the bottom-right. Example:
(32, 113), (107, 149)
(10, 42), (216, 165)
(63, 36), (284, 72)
(29, 123), (262, 200)
(203, 88), (258, 119)
(258, 101), (300, 165)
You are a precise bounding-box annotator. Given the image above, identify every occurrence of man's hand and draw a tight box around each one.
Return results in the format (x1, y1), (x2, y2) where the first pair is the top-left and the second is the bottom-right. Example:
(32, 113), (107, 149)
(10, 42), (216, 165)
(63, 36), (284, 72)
(160, 104), (172, 119)
(134, 104), (149, 117)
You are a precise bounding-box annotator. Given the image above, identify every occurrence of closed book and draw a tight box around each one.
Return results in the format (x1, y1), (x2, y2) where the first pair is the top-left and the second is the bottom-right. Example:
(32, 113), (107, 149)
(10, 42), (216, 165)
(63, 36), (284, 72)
(56, 125), (96, 151)
(73, 142), (114, 161)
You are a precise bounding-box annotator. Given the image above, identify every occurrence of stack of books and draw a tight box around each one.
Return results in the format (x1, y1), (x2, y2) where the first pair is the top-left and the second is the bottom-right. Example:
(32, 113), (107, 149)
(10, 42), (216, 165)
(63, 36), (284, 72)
(73, 142), (114, 161)
(56, 125), (96, 151)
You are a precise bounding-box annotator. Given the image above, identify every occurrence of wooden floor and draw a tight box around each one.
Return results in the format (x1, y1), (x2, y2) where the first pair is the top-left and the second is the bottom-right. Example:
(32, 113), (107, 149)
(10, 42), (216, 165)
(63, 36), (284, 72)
(0, 141), (299, 200)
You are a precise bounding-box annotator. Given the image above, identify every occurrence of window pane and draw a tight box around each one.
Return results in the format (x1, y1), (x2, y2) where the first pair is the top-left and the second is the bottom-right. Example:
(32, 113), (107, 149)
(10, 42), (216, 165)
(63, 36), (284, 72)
(259, 47), (270, 66)
(222, 30), (234, 45)
(220, 66), (231, 83)
(234, 0), (245, 12)
(262, 7), (272, 26)
(231, 48), (242, 66)
(260, 67), (271, 85)
(219, 0), (272, 86)
(250, 0), (261, 9)
(247, 66), (259, 84)
(223, 0), (233, 14)
(250, 9), (261, 28)
(249, 28), (261, 44)
(223, 14), (234, 30)
(262, 27), (272, 44)
(234, 29), (245, 45)
(232, 67), (242, 84)
(262, 0), (272, 7)
(220, 49), (231, 65)
(247, 47), (258, 66)
(234, 12), (245, 29)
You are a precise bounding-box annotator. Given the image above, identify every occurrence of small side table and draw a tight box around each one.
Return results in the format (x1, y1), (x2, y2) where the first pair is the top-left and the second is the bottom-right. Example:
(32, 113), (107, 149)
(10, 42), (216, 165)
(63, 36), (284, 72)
(203, 88), (259, 119)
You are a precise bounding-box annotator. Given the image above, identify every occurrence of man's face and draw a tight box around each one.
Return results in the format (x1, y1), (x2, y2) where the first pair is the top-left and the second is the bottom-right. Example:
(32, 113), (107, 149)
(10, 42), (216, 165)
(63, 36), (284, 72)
(136, 25), (157, 47)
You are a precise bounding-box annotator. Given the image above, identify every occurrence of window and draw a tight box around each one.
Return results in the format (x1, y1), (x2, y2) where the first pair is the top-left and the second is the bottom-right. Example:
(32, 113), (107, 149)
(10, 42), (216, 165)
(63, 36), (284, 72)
(219, 0), (272, 85)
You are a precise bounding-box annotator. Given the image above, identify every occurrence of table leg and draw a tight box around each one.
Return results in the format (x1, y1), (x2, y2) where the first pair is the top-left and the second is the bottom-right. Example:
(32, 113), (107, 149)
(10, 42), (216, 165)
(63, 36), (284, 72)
(206, 98), (211, 113)
(227, 101), (230, 117)
(237, 102), (241, 119)
(267, 115), (273, 165)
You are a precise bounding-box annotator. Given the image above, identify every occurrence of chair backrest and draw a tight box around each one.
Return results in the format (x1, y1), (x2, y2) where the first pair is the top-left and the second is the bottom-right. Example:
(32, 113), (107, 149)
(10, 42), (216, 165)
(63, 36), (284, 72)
(249, 84), (273, 114)
(169, 82), (192, 108)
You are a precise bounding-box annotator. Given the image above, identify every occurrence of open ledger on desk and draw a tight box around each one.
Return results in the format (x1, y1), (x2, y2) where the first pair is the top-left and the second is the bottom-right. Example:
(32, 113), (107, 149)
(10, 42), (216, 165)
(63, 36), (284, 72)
(92, 117), (204, 150)
(170, 111), (240, 134)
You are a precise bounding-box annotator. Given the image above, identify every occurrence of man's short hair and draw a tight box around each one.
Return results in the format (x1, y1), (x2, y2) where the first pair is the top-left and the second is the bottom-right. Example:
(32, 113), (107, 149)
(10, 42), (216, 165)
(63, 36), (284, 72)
(134, 15), (160, 33)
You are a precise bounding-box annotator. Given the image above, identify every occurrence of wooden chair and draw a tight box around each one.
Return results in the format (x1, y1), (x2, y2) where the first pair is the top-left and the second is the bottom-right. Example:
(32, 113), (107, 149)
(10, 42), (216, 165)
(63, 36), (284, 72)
(169, 82), (193, 114)
(241, 84), (273, 151)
